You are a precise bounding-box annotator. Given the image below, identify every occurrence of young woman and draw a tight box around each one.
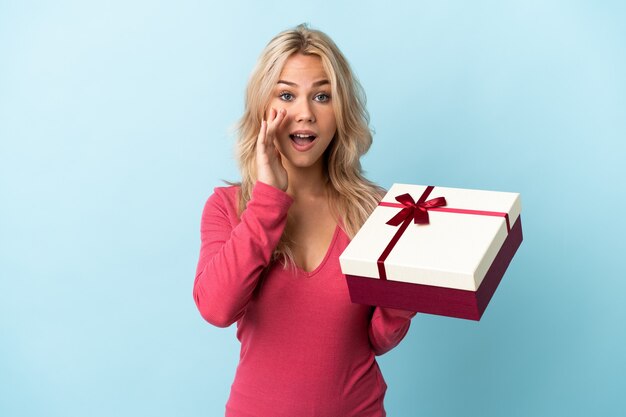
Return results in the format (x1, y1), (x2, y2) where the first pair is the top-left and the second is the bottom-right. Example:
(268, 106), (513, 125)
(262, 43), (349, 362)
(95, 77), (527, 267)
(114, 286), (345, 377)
(193, 23), (417, 417)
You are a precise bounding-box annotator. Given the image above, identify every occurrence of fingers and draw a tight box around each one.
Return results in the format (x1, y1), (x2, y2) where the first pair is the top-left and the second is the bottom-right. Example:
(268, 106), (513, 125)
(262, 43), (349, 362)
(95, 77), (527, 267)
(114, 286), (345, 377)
(266, 108), (286, 140)
(258, 107), (286, 155)
(257, 119), (267, 151)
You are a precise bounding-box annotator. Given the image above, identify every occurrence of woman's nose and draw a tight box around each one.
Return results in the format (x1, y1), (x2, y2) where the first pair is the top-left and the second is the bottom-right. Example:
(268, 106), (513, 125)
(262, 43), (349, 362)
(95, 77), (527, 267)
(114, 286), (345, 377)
(294, 99), (315, 123)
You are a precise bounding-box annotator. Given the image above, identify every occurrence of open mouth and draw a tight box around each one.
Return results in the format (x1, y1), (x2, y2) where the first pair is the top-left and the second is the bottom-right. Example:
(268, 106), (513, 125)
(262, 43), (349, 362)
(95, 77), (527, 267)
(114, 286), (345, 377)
(289, 133), (317, 146)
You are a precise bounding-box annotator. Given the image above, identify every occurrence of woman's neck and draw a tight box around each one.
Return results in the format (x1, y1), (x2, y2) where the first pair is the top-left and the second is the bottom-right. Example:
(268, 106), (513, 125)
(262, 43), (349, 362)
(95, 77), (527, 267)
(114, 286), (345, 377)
(284, 162), (329, 200)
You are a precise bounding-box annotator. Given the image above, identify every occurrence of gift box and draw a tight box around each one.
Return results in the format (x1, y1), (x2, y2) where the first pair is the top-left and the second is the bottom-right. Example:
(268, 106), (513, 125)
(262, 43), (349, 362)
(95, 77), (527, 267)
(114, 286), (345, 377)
(339, 184), (523, 321)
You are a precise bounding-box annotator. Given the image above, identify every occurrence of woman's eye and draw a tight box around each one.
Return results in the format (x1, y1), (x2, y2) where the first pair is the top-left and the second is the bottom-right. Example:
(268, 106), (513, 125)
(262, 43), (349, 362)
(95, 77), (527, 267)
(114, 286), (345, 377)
(279, 92), (294, 101)
(315, 93), (330, 102)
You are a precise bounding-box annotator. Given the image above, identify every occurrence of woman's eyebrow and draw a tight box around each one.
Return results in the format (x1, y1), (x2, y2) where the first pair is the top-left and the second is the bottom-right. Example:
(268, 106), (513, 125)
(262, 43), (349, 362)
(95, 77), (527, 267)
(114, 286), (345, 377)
(277, 79), (330, 87)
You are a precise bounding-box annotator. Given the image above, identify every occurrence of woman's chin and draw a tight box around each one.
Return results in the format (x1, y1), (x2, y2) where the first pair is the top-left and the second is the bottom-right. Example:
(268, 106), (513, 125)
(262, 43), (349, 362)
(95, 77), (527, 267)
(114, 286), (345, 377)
(282, 153), (324, 171)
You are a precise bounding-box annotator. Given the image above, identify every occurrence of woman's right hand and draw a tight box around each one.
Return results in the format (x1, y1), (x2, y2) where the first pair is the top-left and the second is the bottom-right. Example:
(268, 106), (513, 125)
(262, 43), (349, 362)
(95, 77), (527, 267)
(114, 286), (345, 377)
(256, 107), (288, 191)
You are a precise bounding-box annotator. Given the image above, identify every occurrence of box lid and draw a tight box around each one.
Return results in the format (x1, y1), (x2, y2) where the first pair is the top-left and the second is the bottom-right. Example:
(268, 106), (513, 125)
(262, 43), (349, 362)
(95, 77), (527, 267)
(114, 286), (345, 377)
(339, 184), (521, 291)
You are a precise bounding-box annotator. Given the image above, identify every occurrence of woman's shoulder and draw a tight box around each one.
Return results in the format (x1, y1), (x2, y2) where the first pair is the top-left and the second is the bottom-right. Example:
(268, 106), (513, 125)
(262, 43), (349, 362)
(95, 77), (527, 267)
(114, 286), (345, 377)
(211, 183), (240, 201)
(203, 183), (241, 218)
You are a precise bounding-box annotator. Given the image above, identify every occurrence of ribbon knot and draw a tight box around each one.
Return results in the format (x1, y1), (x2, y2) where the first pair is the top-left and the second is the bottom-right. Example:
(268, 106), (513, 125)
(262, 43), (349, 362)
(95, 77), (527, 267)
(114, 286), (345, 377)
(386, 192), (447, 226)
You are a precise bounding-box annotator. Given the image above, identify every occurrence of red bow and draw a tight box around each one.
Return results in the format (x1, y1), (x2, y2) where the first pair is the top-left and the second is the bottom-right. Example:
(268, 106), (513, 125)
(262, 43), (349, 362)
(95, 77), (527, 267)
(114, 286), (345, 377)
(386, 192), (447, 226)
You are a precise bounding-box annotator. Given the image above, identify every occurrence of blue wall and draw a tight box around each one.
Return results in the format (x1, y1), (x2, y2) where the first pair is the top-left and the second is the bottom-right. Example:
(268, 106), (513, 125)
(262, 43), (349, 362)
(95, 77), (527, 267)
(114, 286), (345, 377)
(1, 1), (624, 416)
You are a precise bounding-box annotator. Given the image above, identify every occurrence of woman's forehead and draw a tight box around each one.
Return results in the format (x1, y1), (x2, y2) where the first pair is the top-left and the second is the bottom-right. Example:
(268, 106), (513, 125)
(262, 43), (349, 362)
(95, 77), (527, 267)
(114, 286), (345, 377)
(278, 53), (328, 82)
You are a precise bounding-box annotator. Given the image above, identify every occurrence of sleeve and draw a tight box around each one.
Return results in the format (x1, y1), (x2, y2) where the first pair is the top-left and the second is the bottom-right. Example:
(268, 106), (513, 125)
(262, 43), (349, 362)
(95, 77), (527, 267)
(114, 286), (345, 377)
(368, 307), (418, 356)
(192, 181), (294, 328)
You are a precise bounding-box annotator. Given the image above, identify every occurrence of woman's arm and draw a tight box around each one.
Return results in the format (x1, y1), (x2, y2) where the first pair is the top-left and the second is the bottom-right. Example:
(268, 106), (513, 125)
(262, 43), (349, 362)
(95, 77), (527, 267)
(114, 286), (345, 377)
(192, 181), (293, 328)
(368, 307), (418, 355)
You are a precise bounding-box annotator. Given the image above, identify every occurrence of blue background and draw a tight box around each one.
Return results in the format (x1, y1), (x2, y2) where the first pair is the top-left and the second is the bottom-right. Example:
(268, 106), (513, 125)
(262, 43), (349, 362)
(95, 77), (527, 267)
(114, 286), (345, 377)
(1, 1), (625, 416)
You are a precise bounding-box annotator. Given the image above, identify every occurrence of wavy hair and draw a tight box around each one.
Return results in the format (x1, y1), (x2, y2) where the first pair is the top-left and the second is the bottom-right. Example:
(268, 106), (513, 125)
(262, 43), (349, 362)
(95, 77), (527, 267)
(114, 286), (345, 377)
(233, 23), (384, 268)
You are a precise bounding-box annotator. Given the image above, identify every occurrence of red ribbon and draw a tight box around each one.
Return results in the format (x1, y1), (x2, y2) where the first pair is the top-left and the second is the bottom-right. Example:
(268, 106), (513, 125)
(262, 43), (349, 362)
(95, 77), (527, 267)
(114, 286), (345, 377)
(385, 191), (447, 226)
(376, 186), (510, 280)
(377, 186), (445, 280)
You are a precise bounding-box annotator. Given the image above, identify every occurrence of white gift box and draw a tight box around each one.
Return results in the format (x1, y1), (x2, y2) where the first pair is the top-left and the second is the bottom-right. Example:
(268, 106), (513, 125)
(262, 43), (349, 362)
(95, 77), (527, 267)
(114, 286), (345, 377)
(339, 184), (523, 320)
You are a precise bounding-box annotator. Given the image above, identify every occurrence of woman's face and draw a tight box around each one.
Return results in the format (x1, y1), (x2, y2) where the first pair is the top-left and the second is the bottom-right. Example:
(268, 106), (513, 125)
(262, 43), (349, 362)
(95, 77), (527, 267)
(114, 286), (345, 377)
(266, 53), (337, 172)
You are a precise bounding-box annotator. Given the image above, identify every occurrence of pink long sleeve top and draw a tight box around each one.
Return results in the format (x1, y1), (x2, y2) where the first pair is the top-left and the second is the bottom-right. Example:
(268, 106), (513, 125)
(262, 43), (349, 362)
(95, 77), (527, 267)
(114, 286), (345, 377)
(193, 181), (416, 417)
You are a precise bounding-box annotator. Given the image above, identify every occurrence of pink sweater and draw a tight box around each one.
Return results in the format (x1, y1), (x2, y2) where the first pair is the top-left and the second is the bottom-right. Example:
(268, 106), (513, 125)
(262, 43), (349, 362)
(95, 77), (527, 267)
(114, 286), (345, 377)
(193, 181), (416, 417)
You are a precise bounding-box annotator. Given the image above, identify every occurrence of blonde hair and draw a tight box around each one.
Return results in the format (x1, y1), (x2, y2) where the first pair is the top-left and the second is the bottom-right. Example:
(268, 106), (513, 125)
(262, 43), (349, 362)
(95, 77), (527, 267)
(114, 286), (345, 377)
(233, 23), (384, 267)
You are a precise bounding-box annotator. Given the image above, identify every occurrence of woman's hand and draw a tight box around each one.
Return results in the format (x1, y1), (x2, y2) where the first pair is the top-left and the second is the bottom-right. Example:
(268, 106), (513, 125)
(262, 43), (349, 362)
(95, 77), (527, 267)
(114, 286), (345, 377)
(256, 107), (288, 191)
